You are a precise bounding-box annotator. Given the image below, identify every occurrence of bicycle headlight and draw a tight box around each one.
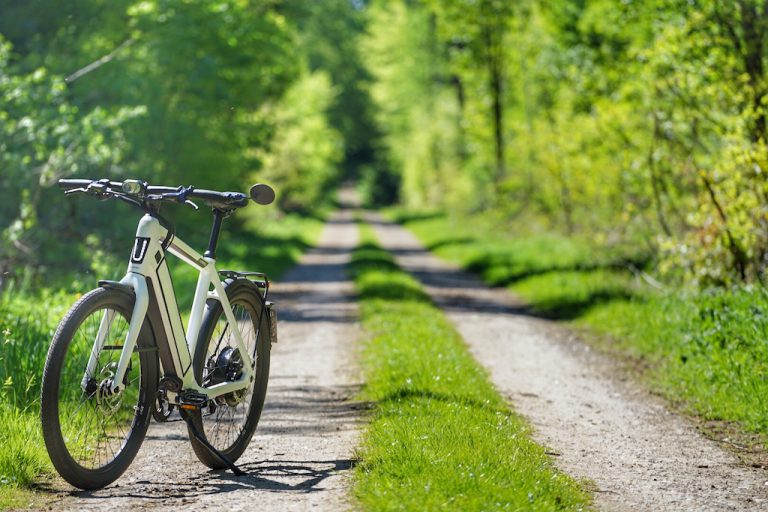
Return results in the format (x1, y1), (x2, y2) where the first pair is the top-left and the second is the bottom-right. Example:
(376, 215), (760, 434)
(122, 180), (145, 196)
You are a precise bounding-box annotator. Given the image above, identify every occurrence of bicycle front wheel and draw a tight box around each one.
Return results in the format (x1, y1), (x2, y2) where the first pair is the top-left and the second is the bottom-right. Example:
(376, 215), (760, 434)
(187, 278), (271, 469)
(40, 287), (158, 490)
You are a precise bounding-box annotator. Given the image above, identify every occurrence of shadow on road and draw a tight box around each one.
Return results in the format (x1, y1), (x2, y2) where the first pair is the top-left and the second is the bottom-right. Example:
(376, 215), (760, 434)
(62, 458), (357, 502)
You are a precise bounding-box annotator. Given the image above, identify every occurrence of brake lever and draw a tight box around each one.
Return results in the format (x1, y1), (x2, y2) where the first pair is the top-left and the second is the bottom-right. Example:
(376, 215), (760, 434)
(64, 187), (110, 200)
(145, 190), (198, 210)
(167, 187), (198, 210)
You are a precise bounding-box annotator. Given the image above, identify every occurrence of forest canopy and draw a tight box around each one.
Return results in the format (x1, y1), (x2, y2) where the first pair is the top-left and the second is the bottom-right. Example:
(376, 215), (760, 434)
(0, 0), (374, 285)
(2, 0), (768, 288)
(363, 0), (768, 286)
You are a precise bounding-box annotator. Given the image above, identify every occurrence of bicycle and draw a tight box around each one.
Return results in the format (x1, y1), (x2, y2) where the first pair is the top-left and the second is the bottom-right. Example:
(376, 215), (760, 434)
(40, 178), (278, 490)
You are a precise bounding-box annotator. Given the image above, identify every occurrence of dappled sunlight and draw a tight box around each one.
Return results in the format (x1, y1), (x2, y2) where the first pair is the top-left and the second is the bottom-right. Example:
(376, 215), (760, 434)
(4, 0), (768, 509)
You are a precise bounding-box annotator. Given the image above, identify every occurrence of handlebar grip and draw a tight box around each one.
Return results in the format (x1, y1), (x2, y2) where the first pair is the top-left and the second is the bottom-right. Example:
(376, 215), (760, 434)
(189, 189), (249, 207)
(58, 179), (95, 190)
(58, 178), (124, 191)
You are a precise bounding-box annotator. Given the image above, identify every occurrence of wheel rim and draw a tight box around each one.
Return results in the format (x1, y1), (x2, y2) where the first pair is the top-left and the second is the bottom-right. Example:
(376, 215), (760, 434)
(57, 306), (144, 470)
(200, 299), (260, 452)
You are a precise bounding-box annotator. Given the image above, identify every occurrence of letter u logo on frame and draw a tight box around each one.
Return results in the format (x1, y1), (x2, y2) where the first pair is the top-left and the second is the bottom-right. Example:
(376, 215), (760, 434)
(131, 237), (151, 263)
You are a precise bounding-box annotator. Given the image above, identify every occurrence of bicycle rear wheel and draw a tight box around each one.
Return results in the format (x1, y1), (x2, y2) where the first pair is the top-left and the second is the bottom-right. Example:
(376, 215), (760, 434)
(40, 287), (158, 490)
(186, 278), (271, 469)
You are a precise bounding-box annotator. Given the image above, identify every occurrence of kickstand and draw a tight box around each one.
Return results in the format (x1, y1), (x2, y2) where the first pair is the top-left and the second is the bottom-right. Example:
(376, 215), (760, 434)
(182, 412), (246, 476)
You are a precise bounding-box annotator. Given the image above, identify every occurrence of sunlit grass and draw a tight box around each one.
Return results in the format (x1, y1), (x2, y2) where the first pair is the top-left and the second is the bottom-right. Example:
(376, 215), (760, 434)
(579, 287), (768, 433)
(0, 293), (71, 497)
(351, 223), (590, 511)
(398, 209), (768, 440)
(0, 405), (49, 489)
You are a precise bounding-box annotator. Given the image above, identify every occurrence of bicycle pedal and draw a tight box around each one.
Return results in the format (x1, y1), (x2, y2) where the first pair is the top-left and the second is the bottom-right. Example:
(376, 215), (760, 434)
(177, 390), (208, 410)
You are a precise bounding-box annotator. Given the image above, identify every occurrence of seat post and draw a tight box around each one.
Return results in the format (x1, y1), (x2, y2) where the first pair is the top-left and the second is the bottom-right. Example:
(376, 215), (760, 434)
(204, 210), (224, 259)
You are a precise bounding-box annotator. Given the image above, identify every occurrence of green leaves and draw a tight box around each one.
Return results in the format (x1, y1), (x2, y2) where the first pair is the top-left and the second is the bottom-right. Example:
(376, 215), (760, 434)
(0, 0), (350, 285)
(363, 0), (768, 286)
(6, 0), (768, 287)
(0, 35), (140, 276)
(257, 70), (343, 211)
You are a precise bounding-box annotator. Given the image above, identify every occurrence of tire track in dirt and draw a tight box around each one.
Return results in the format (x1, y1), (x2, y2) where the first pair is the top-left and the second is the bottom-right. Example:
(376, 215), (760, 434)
(366, 212), (768, 512)
(46, 209), (361, 511)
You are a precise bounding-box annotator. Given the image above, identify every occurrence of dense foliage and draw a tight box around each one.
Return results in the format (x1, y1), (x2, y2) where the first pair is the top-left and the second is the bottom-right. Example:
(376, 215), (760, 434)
(6, 0), (768, 287)
(0, 0), (379, 287)
(364, 0), (768, 285)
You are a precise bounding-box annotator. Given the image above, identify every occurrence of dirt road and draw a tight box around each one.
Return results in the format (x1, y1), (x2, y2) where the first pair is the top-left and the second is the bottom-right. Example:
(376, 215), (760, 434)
(48, 209), (361, 511)
(366, 212), (768, 512)
(40, 206), (768, 511)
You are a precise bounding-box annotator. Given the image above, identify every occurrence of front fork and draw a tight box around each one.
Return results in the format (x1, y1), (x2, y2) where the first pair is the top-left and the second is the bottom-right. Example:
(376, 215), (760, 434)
(81, 273), (148, 394)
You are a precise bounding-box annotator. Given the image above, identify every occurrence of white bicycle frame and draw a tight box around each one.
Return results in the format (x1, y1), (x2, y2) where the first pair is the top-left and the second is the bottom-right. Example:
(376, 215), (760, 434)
(82, 213), (253, 400)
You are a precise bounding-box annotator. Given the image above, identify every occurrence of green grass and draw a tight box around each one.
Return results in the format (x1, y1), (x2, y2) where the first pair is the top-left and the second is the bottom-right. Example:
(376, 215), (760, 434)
(0, 406), (49, 487)
(389, 211), (645, 289)
(396, 210), (768, 441)
(0, 291), (72, 507)
(580, 287), (768, 432)
(0, 208), (324, 504)
(351, 223), (590, 511)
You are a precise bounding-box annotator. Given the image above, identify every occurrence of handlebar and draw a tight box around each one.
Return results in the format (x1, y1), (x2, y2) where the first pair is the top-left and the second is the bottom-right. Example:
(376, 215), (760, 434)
(58, 178), (273, 211)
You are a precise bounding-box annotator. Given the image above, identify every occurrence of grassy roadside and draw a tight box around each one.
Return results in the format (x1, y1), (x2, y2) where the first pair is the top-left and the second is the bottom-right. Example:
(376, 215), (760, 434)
(394, 211), (768, 446)
(0, 210), (324, 508)
(351, 222), (590, 511)
(0, 291), (71, 509)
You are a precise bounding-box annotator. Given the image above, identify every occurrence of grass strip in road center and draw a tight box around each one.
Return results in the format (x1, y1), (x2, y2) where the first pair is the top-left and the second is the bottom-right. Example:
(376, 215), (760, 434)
(350, 223), (590, 511)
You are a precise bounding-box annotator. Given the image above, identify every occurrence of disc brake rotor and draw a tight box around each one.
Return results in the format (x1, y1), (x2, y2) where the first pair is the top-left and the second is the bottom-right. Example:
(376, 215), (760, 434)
(95, 362), (124, 414)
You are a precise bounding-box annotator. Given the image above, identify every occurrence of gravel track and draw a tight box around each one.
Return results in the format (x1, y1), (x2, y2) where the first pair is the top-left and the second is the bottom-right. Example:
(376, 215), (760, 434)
(45, 209), (362, 511)
(37, 206), (768, 511)
(366, 212), (768, 512)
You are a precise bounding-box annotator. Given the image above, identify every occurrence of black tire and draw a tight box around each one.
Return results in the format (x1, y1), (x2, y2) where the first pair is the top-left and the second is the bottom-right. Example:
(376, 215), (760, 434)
(186, 278), (271, 469)
(40, 287), (158, 490)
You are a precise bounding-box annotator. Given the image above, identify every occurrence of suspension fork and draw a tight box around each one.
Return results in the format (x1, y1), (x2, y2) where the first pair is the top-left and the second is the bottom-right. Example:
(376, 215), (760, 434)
(81, 273), (148, 394)
(80, 308), (117, 391)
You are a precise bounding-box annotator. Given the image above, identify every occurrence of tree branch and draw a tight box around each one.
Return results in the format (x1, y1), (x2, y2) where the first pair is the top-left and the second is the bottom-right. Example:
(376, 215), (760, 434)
(65, 37), (135, 84)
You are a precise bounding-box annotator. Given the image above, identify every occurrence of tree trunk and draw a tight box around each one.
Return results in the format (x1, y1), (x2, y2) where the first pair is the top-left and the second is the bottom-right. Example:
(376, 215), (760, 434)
(490, 57), (505, 182)
(701, 176), (749, 281)
(451, 74), (468, 162)
(648, 112), (673, 237)
(737, 0), (768, 142)
(484, 14), (505, 183)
